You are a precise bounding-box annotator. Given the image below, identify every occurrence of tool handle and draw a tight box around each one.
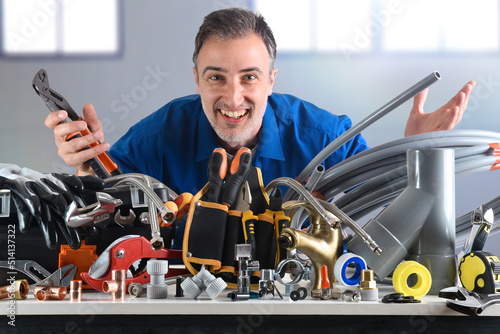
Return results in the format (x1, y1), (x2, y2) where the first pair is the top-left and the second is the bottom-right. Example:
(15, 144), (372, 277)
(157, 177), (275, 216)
(275, 211), (290, 233)
(221, 147), (252, 208)
(68, 124), (122, 179)
(242, 210), (257, 259)
(206, 148), (227, 202)
(276, 214), (290, 261)
(471, 223), (491, 252)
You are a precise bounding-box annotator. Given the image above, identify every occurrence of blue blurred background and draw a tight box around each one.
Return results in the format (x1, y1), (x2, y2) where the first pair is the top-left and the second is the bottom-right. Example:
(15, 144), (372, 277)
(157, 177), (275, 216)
(1, 0), (499, 252)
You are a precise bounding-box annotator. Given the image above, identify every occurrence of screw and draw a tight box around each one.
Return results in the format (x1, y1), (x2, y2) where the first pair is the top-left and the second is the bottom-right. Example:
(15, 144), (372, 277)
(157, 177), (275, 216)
(116, 249), (125, 259)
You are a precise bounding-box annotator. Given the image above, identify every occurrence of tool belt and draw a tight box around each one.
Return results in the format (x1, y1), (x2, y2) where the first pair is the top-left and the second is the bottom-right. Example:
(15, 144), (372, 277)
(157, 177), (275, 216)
(182, 167), (283, 288)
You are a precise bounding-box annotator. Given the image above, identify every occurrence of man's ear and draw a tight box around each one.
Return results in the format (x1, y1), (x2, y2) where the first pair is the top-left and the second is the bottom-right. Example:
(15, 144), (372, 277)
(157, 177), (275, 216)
(268, 68), (278, 96)
(193, 67), (200, 94)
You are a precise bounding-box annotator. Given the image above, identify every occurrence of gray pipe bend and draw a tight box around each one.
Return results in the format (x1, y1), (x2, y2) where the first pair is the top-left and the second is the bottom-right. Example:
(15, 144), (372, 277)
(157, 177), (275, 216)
(296, 71), (441, 183)
(318, 135), (499, 190)
(317, 130), (500, 188)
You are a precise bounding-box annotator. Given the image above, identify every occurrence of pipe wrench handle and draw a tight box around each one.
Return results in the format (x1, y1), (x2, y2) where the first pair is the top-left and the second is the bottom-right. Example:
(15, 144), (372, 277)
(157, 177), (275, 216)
(206, 148), (227, 202)
(221, 147), (252, 208)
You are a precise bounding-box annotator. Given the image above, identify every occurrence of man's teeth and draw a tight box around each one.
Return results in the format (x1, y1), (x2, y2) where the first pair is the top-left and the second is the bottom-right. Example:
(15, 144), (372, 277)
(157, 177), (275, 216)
(220, 109), (247, 119)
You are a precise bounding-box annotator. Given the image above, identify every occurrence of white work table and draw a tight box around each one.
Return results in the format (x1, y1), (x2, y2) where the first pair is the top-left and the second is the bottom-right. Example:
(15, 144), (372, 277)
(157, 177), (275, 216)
(3, 283), (500, 334)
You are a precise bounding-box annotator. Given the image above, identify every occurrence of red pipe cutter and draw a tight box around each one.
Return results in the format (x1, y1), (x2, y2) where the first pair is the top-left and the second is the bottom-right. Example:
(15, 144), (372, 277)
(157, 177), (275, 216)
(81, 235), (189, 292)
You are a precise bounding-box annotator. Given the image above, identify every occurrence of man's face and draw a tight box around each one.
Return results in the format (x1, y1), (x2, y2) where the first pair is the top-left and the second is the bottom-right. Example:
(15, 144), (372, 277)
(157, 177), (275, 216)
(193, 33), (277, 148)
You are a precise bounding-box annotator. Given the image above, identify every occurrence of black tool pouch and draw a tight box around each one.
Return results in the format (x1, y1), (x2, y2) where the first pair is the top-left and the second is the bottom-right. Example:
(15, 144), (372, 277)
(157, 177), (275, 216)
(255, 213), (277, 270)
(182, 167), (282, 289)
(182, 183), (228, 271)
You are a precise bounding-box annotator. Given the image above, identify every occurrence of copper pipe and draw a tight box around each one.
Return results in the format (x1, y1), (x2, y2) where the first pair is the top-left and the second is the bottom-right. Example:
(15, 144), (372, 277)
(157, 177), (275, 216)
(70, 280), (82, 302)
(0, 280), (29, 300)
(34, 286), (67, 301)
(102, 269), (126, 301)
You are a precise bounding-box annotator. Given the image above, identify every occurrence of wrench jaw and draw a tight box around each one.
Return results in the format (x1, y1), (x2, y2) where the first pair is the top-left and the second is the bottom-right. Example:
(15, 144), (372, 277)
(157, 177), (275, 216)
(65, 192), (123, 228)
(441, 286), (500, 316)
(446, 299), (482, 316)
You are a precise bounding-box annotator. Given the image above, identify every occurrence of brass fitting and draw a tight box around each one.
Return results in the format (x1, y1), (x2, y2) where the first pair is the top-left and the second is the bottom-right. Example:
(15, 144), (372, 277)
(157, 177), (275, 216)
(278, 200), (343, 291)
(103, 269), (126, 301)
(358, 269), (378, 301)
(0, 280), (29, 300)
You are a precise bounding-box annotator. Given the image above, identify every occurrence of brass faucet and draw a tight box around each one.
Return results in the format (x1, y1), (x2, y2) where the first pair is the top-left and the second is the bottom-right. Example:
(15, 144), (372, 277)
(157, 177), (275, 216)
(278, 200), (343, 291)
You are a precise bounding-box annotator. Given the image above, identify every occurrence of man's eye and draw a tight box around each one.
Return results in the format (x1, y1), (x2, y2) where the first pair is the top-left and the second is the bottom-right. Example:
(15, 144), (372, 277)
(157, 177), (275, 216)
(210, 75), (221, 80)
(244, 74), (256, 80)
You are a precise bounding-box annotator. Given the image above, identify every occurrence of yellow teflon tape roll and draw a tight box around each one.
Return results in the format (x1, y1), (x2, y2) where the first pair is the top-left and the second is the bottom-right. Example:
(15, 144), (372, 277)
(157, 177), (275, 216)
(392, 261), (432, 299)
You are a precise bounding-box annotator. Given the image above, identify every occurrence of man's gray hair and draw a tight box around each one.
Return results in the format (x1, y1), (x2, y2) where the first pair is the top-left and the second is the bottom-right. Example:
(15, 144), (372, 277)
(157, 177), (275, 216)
(193, 8), (277, 71)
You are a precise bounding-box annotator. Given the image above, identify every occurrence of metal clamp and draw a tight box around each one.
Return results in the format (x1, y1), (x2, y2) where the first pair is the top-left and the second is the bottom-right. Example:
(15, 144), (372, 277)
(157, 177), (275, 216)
(274, 258), (313, 296)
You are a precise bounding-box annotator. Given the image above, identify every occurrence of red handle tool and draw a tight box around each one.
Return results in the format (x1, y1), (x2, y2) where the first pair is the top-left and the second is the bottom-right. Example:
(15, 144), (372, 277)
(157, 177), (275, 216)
(221, 147), (252, 208)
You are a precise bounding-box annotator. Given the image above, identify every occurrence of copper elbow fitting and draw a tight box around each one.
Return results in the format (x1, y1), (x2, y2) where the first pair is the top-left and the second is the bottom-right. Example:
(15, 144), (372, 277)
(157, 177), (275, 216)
(0, 280), (29, 300)
(34, 286), (67, 301)
(103, 269), (126, 301)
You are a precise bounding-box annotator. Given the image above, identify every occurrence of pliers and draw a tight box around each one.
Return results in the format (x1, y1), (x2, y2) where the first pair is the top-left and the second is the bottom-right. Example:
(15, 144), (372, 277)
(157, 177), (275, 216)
(32, 68), (122, 179)
(235, 181), (258, 259)
(206, 147), (252, 207)
(259, 187), (290, 263)
(0, 260), (51, 284)
(30, 264), (77, 290)
(0, 260), (76, 290)
(440, 286), (500, 315)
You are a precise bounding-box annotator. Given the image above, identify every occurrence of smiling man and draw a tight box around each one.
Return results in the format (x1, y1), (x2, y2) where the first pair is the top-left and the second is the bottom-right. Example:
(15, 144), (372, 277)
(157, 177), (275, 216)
(45, 7), (475, 196)
(194, 33), (277, 153)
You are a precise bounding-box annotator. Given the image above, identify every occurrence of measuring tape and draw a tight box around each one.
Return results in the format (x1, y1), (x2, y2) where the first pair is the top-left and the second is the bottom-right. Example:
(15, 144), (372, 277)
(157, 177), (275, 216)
(459, 251), (500, 294)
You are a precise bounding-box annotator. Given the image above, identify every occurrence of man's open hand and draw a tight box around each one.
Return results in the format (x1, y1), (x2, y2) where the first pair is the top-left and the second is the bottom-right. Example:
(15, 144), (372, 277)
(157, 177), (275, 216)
(404, 80), (476, 137)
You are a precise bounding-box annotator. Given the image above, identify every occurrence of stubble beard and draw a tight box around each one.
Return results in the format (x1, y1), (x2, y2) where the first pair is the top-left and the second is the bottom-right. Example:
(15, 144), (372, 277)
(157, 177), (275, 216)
(203, 103), (258, 144)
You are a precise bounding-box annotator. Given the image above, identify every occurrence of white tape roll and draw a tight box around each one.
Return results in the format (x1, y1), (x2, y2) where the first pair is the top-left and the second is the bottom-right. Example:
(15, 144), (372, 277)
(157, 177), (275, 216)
(334, 253), (367, 286)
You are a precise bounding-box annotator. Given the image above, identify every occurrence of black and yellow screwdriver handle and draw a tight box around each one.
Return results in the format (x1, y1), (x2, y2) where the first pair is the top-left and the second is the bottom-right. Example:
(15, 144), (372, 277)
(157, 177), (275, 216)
(471, 222), (491, 252)
(242, 210), (258, 259)
(221, 147), (252, 208)
(32, 68), (122, 179)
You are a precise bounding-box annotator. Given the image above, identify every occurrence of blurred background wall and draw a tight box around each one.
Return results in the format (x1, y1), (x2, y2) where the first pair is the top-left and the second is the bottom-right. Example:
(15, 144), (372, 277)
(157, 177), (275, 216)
(1, 0), (499, 252)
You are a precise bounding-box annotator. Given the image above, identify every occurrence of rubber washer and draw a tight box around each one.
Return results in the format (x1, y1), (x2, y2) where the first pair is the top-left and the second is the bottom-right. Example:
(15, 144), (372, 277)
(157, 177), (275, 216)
(290, 290), (300, 301)
(392, 261), (432, 299)
(297, 287), (307, 300)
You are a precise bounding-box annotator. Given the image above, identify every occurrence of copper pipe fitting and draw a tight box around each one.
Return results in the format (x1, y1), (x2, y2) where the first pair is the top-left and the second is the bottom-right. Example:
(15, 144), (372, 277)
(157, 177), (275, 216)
(34, 286), (67, 301)
(0, 280), (29, 300)
(70, 280), (82, 302)
(102, 269), (126, 301)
